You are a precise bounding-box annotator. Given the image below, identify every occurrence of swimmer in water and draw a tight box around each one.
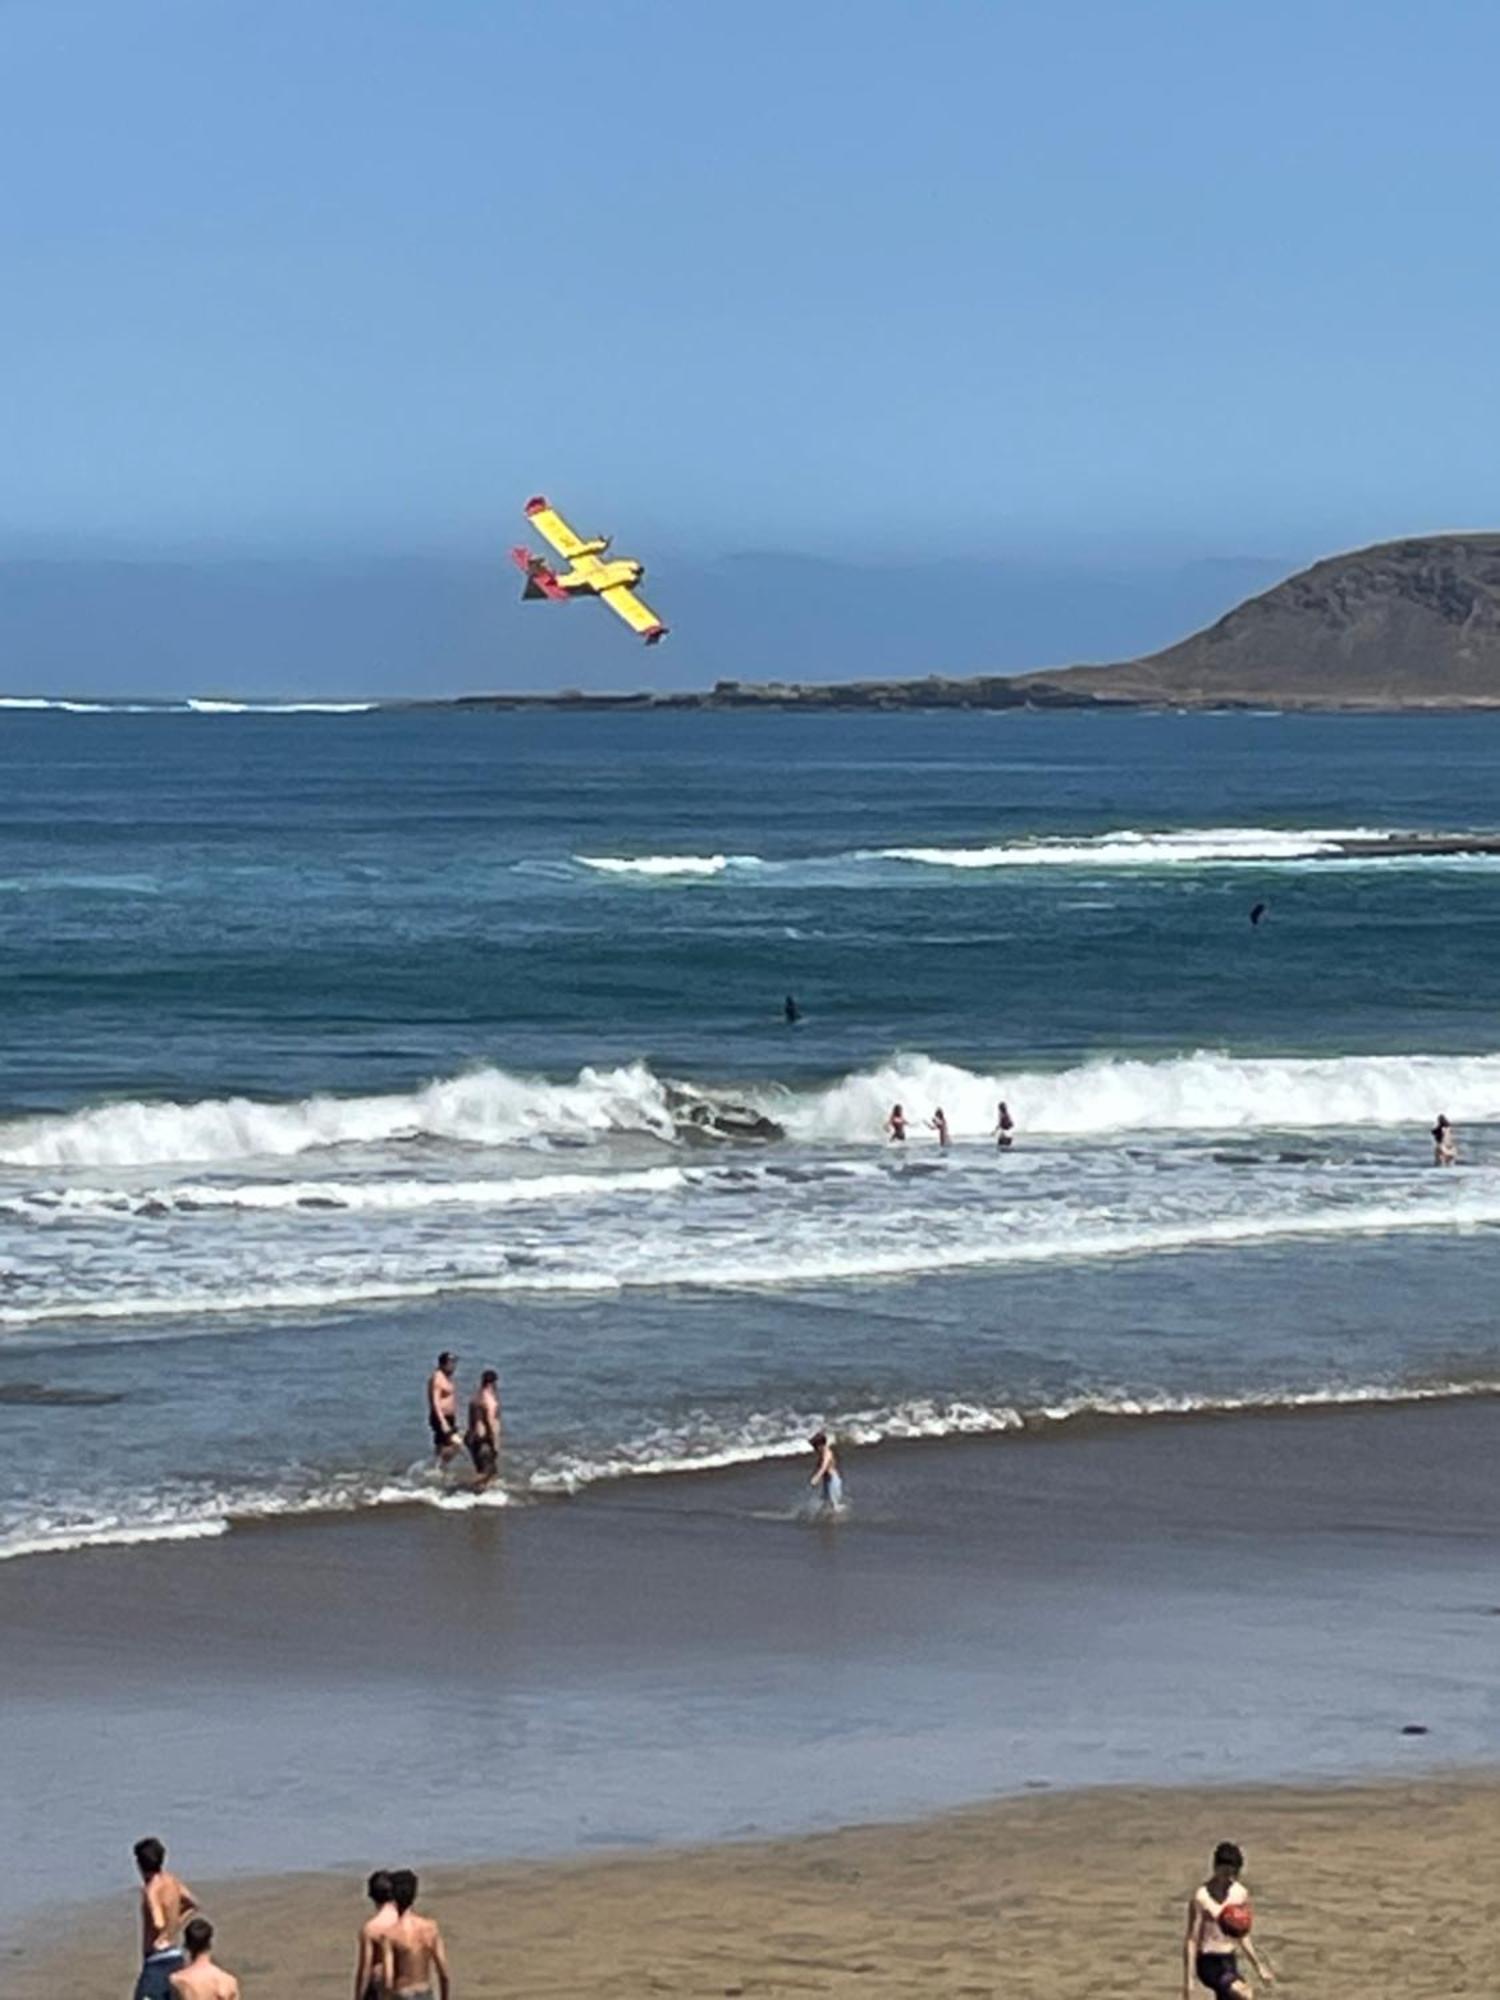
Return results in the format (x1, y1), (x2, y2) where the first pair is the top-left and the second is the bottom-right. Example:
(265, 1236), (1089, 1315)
(1432, 1113), (1457, 1166)
(784, 993), (801, 1025)
(808, 1430), (843, 1512)
(928, 1106), (950, 1148)
(887, 1103), (907, 1143)
(1249, 902), (1268, 927)
(995, 1101), (1014, 1149)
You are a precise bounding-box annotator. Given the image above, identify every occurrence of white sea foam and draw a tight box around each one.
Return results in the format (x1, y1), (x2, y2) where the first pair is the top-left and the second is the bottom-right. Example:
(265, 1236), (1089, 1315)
(0, 1062), (681, 1167)
(4, 1045), (1499, 1172)
(6, 1179), (1500, 1327)
(6, 1376), (1493, 1561)
(571, 826), (1469, 881)
(862, 826), (1381, 868)
(576, 853), (742, 878)
(5, 1165), (686, 1219)
(185, 698), (376, 714)
(778, 1048), (1500, 1143)
(0, 695), (118, 713)
(524, 1378), (1500, 1493)
(0, 1471), (509, 1562)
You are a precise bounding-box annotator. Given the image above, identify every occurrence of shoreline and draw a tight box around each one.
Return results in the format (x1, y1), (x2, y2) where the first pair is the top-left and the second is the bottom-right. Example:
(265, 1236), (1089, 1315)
(5, 1398), (1500, 1937)
(12, 1773), (1500, 1997)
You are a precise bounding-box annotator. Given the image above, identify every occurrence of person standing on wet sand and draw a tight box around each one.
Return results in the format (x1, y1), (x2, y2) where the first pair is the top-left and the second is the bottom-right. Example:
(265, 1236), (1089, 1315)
(886, 1103), (907, 1143)
(168, 1918), (239, 2000)
(1433, 1113), (1457, 1166)
(133, 1837), (198, 2000)
(354, 1869), (400, 2000)
(1183, 1840), (1273, 1998)
(809, 1430), (843, 1511)
(426, 1352), (461, 1463)
(466, 1368), (502, 1488)
(382, 1870), (452, 2000)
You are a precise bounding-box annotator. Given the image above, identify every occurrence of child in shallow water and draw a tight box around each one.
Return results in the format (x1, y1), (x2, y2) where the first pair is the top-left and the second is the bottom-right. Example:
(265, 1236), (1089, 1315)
(808, 1430), (843, 1511)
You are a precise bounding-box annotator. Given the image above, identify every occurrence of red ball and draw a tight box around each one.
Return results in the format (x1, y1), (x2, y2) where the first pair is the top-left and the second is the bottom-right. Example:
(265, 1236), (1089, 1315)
(1218, 1899), (1253, 1938)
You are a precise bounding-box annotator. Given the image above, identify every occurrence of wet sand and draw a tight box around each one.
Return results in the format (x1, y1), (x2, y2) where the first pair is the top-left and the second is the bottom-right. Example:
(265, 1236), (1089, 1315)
(11, 1775), (1500, 1997)
(3, 1395), (1500, 1941)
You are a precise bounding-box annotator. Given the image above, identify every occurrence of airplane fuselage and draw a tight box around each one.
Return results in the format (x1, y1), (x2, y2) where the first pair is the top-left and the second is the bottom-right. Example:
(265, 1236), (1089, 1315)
(555, 555), (645, 595)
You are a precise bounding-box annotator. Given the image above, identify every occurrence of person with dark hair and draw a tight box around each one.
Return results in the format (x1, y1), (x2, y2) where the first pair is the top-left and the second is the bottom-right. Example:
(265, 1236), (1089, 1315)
(995, 1101), (1015, 1150)
(808, 1430), (843, 1512)
(466, 1368), (502, 1488)
(1433, 1113), (1457, 1166)
(354, 1869), (399, 2000)
(886, 1103), (907, 1143)
(1183, 1840), (1274, 1997)
(133, 1837), (197, 2000)
(426, 1352), (461, 1463)
(168, 1917), (239, 2000)
(382, 1869), (451, 2000)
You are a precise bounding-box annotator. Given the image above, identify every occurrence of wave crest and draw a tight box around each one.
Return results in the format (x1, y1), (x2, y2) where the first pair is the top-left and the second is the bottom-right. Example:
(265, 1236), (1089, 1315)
(3, 1046), (1498, 1171)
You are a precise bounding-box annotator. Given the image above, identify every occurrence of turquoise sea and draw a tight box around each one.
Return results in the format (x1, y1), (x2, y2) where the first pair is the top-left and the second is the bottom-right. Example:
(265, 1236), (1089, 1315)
(3, 706), (1500, 1560)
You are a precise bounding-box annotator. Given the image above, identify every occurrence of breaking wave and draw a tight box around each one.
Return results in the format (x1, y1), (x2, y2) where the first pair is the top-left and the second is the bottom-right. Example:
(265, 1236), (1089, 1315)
(860, 826), (1377, 867)
(4, 1046), (1496, 1171)
(567, 826), (1486, 879)
(576, 853), (744, 878)
(5, 1376), (1496, 1561)
(0, 695), (376, 715)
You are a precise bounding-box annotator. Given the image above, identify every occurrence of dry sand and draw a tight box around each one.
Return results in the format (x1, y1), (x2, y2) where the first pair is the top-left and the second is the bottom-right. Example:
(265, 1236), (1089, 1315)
(10, 1774), (1498, 1998)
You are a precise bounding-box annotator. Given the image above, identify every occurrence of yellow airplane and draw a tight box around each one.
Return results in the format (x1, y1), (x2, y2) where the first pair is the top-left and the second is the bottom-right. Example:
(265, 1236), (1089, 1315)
(510, 495), (669, 644)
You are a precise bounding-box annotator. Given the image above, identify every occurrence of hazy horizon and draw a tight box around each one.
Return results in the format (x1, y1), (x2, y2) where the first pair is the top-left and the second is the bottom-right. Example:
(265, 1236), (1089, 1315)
(0, 541), (1301, 699)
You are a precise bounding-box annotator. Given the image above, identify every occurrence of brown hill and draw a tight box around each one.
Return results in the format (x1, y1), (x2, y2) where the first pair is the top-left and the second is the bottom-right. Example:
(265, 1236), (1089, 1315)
(1007, 534), (1500, 709)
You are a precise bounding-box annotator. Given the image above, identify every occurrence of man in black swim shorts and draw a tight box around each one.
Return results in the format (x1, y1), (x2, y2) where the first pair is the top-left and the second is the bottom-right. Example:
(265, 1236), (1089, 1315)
(426, 1352), (460, 1463)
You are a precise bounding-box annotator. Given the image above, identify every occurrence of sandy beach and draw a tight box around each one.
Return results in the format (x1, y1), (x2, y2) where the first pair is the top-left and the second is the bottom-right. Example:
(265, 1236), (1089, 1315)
(10, 1775), (1500, 1997)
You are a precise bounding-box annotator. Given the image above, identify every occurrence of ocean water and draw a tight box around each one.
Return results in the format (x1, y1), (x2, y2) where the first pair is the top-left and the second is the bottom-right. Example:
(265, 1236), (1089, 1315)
(4, 705), (1500, 1560)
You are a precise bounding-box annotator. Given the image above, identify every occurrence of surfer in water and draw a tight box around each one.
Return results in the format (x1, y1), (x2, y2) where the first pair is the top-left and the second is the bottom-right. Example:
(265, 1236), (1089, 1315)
(809, 1430), (843, 1513)
(1432, 1113), (1457, 1166)
(1249, 901), (1268, 927)
(784, 993), (801, 1025)
(995, 1101), (1015, 1149)
(886, 1103), (907, 1143)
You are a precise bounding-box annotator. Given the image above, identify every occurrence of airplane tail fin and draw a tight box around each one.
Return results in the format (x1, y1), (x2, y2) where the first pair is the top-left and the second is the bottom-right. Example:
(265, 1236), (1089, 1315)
(510, 546), (569, 601)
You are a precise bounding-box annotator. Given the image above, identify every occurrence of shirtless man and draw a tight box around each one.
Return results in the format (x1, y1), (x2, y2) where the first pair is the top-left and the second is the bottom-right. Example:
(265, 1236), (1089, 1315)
(381, 1870), (452, 2000)
(168, 1918), (239, 2000)
(928, 1106), (950, 1148)
(1433, 1113), (1457, 1166)
(354, 1869), (399, 2000)
(133, 1837), (198, 2000)
(426, 1352), (461, 1463)
(1183, 1841), (1273, 1998)
(886, 1103), (907, 1143)
(466, 1368), (502, 1488)
(995, 1101), (1015, 1149)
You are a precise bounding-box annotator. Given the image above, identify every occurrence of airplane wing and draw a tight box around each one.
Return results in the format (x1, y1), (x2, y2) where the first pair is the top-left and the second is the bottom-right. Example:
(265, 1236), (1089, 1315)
(524, 496), (591, 559)
(601, 584), (668, 643)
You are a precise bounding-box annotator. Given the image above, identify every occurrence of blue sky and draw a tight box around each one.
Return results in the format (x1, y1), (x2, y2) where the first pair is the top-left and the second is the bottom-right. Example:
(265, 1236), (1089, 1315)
(3, 0), (1499, 566)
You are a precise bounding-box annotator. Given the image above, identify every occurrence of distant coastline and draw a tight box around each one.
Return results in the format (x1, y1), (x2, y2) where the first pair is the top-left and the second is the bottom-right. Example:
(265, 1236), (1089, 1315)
(431, 532), (1500, 714)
